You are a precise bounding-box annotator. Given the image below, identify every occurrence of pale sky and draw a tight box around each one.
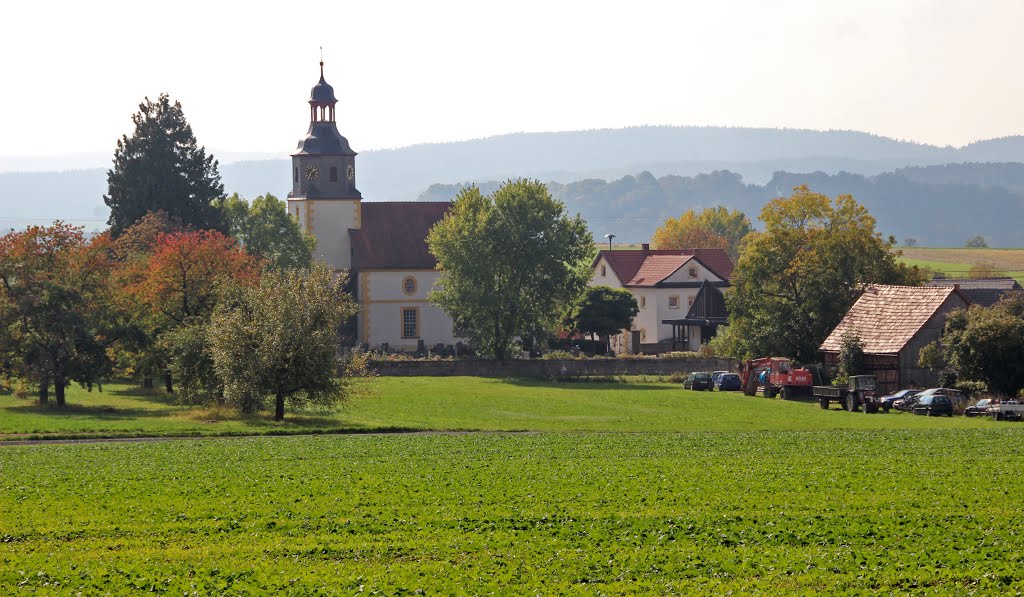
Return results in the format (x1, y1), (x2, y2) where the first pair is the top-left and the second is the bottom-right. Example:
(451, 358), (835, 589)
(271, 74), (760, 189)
(3, 0), (1023, 165)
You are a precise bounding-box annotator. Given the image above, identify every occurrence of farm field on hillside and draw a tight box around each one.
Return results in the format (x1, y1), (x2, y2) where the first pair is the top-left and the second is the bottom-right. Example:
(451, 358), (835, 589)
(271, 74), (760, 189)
(0, 377), (996, 439)
(900, 247), (1024, 283)
(3, 431), (1024, 593)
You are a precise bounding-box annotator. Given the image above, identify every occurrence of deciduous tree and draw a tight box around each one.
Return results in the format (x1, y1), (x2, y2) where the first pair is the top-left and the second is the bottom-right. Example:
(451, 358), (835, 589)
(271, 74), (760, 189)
(208, 264), (360, 420)
(219, 193), (316, 270)
(567, 286), (639, 354)
(724, 186), (923, 363)
(0, 223), (116, 405)
(104, 94), (225, 237)
(651, 206), (752, 262)
(427, 179), (593, 360)
(922, 294), (1024, 397)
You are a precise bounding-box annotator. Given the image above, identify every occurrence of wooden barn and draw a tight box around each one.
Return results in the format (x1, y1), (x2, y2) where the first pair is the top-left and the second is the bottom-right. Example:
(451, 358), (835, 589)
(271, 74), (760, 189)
(819, 284), (970, 394)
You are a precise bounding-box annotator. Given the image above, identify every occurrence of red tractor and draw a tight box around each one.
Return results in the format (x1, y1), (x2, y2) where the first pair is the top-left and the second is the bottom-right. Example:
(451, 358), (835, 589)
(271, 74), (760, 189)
(740, 357), (813, 399)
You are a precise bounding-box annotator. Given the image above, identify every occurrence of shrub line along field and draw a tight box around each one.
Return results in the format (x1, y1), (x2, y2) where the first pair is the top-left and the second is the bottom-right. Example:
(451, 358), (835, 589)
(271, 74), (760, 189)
(3, 377), (1024, 593)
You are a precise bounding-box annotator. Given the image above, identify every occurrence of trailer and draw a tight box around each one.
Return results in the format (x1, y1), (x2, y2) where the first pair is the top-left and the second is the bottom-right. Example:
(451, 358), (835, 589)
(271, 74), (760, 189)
(990, 400), (1024, 421)
(740, 357), (814, 399)
(813, 375), (881, 413)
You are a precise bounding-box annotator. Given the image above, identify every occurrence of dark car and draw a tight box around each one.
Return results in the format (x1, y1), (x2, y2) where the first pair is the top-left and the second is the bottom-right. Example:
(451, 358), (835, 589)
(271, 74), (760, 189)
(715, 373), (741, 392)
(683, 372), (713, 391)
(913, 394), (954, 417)
(711, 371), (729, 386)
(880, 389), (919, 413)
(964, 398), (993, 417)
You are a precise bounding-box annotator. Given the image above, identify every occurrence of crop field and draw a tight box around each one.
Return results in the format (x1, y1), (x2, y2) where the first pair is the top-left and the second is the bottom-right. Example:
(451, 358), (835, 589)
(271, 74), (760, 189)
(3, 430), (1024, 594)
(900, 247), (1024, 283)
(0, 377), (997, 439)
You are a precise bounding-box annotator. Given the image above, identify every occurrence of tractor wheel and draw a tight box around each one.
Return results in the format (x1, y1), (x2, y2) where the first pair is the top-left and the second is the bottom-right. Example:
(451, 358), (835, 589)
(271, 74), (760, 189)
(764, 385), (776, 399)
(780, 386), (790, 400)
(846, 393), (858, 412)
(883, 404), (891, 414)
(819, 398), (829, 410)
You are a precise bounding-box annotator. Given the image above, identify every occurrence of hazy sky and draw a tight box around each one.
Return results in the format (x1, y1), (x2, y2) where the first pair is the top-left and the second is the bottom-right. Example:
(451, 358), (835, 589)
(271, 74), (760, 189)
(3, 0), (1023, 163)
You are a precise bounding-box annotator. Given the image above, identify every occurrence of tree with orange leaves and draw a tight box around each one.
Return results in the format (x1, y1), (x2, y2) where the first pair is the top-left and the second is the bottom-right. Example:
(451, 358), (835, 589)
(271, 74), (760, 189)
(0, 223), (117, 405)
(119, 229), (262, 393)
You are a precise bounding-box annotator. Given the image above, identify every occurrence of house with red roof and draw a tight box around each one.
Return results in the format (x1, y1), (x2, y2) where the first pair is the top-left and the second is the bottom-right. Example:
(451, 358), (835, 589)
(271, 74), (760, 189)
(819, 284), (970, 393)
(590, 244), (733, 353)
(285, 63), (460, 351)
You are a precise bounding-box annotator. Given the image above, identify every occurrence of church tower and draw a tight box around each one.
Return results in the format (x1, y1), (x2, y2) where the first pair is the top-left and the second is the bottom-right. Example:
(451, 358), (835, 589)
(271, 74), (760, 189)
(287, 61), (361, 271)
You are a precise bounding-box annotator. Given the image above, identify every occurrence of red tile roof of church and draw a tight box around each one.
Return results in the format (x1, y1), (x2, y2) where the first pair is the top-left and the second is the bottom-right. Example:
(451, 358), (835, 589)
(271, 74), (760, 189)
(597, 248), (734, 285)
(351, 202), (450, 269)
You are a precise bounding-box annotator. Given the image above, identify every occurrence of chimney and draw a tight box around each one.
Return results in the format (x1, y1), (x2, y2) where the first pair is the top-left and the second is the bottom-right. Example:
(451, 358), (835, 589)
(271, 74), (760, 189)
(641, 243), (650, 253)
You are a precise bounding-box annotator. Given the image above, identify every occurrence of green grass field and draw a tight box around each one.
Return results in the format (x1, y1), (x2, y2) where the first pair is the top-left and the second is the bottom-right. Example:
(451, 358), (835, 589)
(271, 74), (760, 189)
(0, 377), (999, 439)
(899, 247), (1024, 283)
(3, 378), (1024, 593)
(4, 431), (1024, 593)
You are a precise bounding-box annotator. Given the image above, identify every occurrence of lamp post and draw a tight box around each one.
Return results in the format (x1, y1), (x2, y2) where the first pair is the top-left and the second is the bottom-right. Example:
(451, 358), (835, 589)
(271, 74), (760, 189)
(604, 233), (615, 252)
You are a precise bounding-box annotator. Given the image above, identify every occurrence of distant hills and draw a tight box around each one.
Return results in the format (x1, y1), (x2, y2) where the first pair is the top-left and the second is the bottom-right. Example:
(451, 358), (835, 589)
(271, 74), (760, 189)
(2, 126), (1023, 245)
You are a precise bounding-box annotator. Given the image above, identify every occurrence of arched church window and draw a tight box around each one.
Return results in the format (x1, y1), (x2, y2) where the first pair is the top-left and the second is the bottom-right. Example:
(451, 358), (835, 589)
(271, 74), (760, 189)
(402, 276), (417, 295)
(294, 167), (298, 182)
(330, 166), (338, 182)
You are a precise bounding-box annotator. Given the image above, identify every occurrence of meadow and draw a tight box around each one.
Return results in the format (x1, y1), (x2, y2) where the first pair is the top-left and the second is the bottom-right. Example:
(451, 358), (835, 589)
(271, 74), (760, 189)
(899, 247), (1024, 283)
(0, 377), (999, 439)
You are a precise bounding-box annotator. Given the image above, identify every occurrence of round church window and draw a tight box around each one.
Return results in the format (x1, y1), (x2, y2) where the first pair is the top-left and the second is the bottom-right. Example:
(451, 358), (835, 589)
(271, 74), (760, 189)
(402, 276), (417, 295)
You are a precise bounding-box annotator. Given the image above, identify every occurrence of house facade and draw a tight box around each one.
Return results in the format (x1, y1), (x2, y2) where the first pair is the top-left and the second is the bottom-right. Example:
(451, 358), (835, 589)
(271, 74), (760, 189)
(589, 244), (733, 353)
(819, 284), (970, 394)
(286, 63), (460, 351)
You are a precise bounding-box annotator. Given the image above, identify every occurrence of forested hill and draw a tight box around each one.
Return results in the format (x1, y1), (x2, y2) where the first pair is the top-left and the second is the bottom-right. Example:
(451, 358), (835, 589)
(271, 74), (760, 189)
(418, 167), (1024, 247)
(3, 126), (1024, 244)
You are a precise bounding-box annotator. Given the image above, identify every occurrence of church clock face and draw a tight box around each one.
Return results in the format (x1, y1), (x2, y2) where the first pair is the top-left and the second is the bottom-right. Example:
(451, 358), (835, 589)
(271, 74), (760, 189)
(346, 164), (355, 181)
(305, 165), (320, 181)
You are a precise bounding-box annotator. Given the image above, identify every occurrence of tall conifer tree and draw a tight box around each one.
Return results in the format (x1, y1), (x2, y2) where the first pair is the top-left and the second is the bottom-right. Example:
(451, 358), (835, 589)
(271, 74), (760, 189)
(104, 94), (225, 237)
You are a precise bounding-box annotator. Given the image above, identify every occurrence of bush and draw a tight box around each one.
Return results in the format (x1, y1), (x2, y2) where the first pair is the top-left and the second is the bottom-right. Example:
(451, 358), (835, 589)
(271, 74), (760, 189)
(541, 350), (579, 360)
(955, 380), (988, 398)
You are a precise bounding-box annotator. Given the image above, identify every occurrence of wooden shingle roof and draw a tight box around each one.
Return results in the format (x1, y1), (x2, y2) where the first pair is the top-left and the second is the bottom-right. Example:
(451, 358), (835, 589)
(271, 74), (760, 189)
(820, 285), (967, 355)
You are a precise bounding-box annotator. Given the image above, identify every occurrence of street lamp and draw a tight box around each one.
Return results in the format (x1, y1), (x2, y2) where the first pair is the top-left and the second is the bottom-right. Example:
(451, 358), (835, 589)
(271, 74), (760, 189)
(604, 233), (615, 252)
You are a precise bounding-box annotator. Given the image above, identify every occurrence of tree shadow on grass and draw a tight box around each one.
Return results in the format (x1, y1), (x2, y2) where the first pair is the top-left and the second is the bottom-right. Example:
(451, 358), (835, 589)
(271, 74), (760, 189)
(4, 401), (178, 420)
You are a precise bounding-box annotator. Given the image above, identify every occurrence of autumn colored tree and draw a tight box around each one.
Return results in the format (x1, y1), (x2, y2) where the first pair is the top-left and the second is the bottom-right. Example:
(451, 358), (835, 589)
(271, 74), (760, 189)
(722, 186), (924, 363)
(0, 223), (116, 405)
(121, 229), (262, 391)
(651, 206), (752, 262)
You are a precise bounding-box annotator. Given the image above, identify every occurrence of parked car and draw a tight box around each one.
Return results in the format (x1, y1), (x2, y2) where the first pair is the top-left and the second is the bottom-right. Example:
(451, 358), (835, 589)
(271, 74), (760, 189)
(879, 389), (919, 413)
(715, 373), (742, 392)
(964, 398), (993, 418)
(711, 371), (730, 386)
(913, 394), (954, 417)
(683, 372), (713, 391)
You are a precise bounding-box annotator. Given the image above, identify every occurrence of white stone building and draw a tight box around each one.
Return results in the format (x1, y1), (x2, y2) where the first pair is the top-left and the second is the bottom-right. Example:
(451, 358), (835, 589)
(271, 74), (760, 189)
(286, 63), (460, 351)
(589, 244), (733, 353)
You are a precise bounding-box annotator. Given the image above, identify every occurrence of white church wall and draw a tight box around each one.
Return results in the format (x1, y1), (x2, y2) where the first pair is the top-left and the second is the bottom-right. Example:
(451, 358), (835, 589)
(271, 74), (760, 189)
(360, 270), (462, 350)
(288, 199), (360, 271)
